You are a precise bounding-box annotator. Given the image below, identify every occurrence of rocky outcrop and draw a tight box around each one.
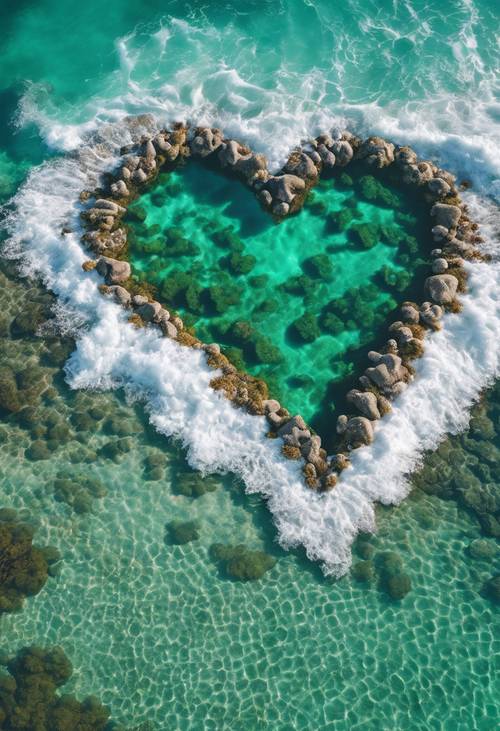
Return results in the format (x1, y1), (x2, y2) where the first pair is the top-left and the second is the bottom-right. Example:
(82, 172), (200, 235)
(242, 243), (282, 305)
(78, 120), (481, 493)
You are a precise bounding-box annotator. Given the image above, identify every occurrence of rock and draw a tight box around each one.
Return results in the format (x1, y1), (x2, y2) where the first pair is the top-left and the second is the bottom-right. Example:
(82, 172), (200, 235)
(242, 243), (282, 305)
(94, 199), (125, 214)
(402, 161), (434, 186)
(234, 152), (268, 183)
(330, 139), (353, 166)
(432, 257), (449, 274)
(277, 415), (308, 438)
(357, 136), (395, 168)
(401, 304), (419, 324)
(191, 127), (224, 157)
(273, 201), (289, 216)
(284, 151), (318, 180)
(365, 354), (408, 397)
(432, 225), (451, 242)
(267, 412), (284, 429)
(395, 146), (417, 166)
(317, 144), (336, 168)
(110, 180), (129, 198)
(347, 389), (381, 420)
(388, 322), (413, 344)
(331, 453), (350, 471)
(144, 139), (156, 160)
(263, 399), (280, 413)
(419, 302), (443, 329)
(344, 416), (374, 448)
(282, 426), (311, 448)
(481, 575), (500, 605)
(428, 177), (451, 197)
(259, 189), (273, 207)
(83, 227), (127, 255)
(306, 148), (322, 164)
(218, 140), (246, 166)
(431, 203), (462, 230)
(153, 132), (172, 152)
(95, 257), (131, 284)
(443, 238), (475, 257)
(424, 274), (459, 305)
(300, 435), (322, 462)
(137, 301), (163, 322)
(336, 415), (348, 434)
(132, 168), (148, 184)
(107, 285), (131, 307)
(132, 295), (148, 307)
(266, 174), (305, 204)
(467, 539), (498, 561)
(161, 320), (178, 338)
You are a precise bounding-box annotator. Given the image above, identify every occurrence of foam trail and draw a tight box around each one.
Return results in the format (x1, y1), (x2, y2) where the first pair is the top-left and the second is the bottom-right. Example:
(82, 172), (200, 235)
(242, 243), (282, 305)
(2, 114), (499, 576)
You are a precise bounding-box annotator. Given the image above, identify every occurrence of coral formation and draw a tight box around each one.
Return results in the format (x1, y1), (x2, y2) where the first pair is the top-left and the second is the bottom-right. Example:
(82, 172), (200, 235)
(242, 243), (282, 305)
(210, 544), (276, 581)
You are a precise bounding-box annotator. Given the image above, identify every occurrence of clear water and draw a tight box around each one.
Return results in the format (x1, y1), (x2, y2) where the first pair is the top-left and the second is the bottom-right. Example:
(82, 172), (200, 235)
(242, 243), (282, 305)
(0, 1), (499, 729)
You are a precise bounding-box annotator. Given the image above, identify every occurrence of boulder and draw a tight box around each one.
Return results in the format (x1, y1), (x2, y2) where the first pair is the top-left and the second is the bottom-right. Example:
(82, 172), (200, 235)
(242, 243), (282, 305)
(347, 389), (381, 420)
(95, 257), (131, 284)
(330, 140), (353, 166)
(263, 399), (280, 413)
(153, 132), (172, 152)
(107, 285), (131, 307)
(191, 127), (224, 157)
(432, 225), (451, 242)
(160, 320), (178, 338)
(259, 189), (273, 207)
(137, 301), (163, 322)
(273, 201), (289, 217)
(395, 146), (417, 166)
(424, 274), (458, 305)
(283, 426), (311, 448)
(317, 144), (336, 168)
(357, 136), (395, 168)
(218, 140), (247, 166)
(277, 415), (308, 438)
(132, 168), (148, 184)
(132, 294), (148, 307)
(400, 303), (419, 324)
(83, 227), (127, 255)
(336, 414), (348, 434)
(284, 151), (318, 180)
(110, 180), (129, 198)
(431, 203), (461, 230)
(402, 161), (434, 186)
(432, 257), (449, 274)
(419, 302), (443, 329)
(365, 354), (408, 397)
(345, 416), (374, 448)
(266, 174), (305, 203)
(428, 177), (451, 198)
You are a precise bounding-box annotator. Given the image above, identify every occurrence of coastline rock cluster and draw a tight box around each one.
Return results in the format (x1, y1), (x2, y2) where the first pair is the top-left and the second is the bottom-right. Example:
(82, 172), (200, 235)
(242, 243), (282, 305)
(77, 120), (483, 493)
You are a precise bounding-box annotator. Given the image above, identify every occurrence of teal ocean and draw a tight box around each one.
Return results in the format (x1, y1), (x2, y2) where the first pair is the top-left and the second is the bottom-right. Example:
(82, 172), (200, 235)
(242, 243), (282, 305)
(0, 1), (499, 729)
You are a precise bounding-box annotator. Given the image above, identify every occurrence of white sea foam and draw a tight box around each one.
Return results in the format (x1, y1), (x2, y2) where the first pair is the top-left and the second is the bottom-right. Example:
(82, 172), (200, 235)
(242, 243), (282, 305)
(3, 12), (500, 574)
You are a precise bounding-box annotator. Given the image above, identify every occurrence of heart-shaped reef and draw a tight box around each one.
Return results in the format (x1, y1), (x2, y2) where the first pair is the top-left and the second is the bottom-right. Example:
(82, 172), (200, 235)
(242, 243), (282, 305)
(80, 122), (484, 493)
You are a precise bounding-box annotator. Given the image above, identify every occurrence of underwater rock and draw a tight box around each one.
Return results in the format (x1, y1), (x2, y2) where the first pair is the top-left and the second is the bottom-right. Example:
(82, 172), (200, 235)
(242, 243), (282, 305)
(467, 539), (498, 561)
(0, 645), (121, 730)
(481, 575), (500, 605)
(424, 274), (459, 305)
(352, 560), (375, 583)
(291, 312), (321, 343)
(0, 511), (58, 614)
(166, 520), (200, 545)
(175, 471), (218, 498)
(210, 544), (276, 581)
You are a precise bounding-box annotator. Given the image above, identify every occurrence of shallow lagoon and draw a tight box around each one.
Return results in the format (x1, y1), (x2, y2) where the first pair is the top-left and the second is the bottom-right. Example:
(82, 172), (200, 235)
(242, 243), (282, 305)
(128, 162), (428, 438)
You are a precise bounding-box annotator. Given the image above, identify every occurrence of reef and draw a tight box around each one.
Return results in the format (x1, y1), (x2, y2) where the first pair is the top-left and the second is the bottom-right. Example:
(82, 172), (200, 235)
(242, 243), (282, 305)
(0, 645), (150, 730)
(78, 121), (484, 493)
(0, 508), (60, 614)
(210, 543), (276, 581)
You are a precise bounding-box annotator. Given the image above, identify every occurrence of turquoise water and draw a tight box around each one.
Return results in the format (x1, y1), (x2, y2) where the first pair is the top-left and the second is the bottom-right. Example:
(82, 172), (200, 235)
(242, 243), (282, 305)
(1, 1), (499, 729)
(128, 163), (424, 429)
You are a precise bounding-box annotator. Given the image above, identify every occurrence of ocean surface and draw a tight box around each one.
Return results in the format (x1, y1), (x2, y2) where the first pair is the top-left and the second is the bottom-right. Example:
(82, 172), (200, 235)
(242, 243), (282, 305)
(0, 1), (499, 729)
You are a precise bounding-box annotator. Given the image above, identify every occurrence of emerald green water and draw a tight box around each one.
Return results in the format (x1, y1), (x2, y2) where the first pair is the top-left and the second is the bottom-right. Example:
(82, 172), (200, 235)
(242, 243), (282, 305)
(128, 164), (424, 429)
(1, 0), (499, 728)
